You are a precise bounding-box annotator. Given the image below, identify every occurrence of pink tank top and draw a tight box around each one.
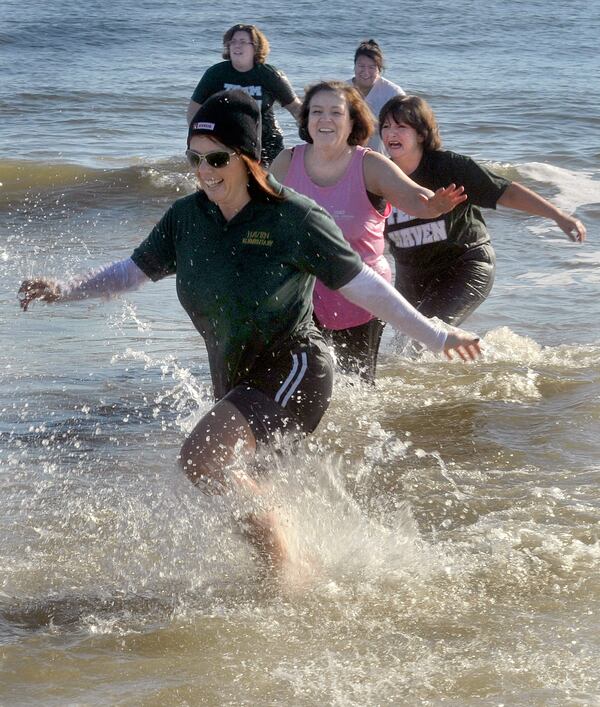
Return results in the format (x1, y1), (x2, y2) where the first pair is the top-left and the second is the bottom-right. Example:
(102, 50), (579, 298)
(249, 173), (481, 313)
(284, 144), (392, 329)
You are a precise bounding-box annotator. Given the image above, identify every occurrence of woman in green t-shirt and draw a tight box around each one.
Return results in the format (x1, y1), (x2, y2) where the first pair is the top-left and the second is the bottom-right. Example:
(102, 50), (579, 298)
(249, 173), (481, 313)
(379, 95), (586, 327)
(19, 91), (481, 572)
(187, 23), (301, 165)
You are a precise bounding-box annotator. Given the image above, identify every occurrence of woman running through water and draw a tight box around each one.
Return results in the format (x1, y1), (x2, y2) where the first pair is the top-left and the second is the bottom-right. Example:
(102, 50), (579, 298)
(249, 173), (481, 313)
(19, 90), (481, 572)
(271, 81), (471, 383)
(187, 23), (301, 165)
(349, 39), (405, 154)
(379, 95), (586, 326)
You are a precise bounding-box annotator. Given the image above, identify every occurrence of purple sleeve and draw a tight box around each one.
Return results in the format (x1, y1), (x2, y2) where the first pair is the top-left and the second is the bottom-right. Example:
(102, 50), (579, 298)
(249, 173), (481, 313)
(59, 257), (150, 301)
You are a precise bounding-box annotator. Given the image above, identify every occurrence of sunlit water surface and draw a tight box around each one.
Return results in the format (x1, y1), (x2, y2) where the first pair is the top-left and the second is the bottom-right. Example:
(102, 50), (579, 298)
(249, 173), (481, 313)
(1, 0), (599, 703)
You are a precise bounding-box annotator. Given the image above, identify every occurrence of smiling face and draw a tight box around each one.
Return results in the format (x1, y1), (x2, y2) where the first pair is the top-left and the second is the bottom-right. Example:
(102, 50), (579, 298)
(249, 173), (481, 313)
(227, 30), (255, 71)
(307, 90), (353, 148)
(380, 115), (424, 168)
(353, 55), (380, 94)
(188, 135), (250, 217)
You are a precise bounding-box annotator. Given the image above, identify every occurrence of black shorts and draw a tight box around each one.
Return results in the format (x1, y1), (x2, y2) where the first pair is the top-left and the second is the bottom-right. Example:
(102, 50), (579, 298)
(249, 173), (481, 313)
(394, 244), (496, 326)
(223, 339), (334, 443)
(316, 318), (385, 385)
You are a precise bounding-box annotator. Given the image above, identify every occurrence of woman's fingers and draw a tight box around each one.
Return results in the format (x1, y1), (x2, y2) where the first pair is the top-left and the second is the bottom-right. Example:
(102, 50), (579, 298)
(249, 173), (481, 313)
(557, 214), (586, 242)
(568, 218), (586, 242)
(443, 330), (482, 361)
(18, 279), (60, 311)
(420, 184), (467, 214)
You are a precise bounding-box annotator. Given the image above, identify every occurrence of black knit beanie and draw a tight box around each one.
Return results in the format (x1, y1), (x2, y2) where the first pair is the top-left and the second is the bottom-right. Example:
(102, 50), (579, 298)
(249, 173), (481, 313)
(187, 89), (262, 160)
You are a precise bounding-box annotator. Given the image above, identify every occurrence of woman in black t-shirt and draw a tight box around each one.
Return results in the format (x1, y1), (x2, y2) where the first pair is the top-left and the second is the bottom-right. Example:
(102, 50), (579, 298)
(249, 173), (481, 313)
(187, 23), (301, 165)
(379, 95), (586, 326)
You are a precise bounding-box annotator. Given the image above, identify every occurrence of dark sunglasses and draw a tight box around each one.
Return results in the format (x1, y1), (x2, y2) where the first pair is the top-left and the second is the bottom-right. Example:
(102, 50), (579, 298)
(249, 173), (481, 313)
(185, 149), (236, 169)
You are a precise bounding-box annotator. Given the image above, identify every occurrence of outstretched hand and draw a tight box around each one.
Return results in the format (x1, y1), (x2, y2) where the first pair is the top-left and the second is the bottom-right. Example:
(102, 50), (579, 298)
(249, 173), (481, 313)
(557, 213), (586, 243)
(443, 327), (482, 362)
(419, 184), (467, 218)
(18, 278), (62, 311)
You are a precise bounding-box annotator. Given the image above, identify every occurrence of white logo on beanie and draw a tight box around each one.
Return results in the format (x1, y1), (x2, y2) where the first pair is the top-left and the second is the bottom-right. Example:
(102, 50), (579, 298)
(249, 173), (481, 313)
(192, 121), (215, 131)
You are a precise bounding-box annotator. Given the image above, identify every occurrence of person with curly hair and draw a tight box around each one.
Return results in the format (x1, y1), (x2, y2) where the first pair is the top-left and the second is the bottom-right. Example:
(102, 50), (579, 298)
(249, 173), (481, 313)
(187, 23), (301, 165)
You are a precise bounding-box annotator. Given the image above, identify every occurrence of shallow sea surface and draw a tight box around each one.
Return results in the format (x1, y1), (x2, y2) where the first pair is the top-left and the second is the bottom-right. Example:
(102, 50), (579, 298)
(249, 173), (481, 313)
(1, 0), (599, 704)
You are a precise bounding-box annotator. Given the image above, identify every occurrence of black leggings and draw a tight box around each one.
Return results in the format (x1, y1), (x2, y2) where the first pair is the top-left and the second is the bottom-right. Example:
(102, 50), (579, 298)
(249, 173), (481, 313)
(394, 245), (496, 326)
(317, 318), (385, 385)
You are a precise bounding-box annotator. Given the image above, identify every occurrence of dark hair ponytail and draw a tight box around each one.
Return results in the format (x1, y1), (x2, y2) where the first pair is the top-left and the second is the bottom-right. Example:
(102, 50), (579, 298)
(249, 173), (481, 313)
(354, 39), (384, 71)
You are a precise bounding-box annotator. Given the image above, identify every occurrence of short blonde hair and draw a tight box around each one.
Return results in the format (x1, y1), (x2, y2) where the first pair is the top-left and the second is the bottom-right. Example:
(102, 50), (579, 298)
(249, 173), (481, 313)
(222, 24), (270, 64)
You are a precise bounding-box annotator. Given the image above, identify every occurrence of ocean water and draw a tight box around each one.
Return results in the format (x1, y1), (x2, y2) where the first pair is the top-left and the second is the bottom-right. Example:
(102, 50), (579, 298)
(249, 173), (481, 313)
(1, 0), (600, 704)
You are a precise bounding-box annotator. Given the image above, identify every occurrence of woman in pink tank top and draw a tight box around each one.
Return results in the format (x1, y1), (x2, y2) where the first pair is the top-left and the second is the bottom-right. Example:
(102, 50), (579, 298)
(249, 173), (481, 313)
(271, 80), (466, 383)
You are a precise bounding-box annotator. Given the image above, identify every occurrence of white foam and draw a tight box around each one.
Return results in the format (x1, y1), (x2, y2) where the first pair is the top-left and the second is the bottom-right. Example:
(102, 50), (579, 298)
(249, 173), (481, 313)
(517, 162), (599, 211)
(516, 271), (580, 286)
(252, 445), (428, 584)
(516, 268), (600, 286)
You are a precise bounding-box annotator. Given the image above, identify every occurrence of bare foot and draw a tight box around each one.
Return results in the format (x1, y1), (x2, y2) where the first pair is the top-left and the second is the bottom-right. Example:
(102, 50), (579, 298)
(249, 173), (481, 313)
(241, 510), (290, 570)
(279, 552), (322, 596)
(241, 510), (323, 596)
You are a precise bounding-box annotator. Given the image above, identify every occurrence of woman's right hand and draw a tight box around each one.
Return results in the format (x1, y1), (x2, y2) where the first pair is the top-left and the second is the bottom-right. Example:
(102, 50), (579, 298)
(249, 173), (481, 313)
(443, 327), (482, 361)
(18, 278), (62, 311)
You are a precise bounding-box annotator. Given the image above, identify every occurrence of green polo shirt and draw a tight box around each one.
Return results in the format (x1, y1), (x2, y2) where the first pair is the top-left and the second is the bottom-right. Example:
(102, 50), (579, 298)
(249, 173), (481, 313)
(131, 183), (363, 398)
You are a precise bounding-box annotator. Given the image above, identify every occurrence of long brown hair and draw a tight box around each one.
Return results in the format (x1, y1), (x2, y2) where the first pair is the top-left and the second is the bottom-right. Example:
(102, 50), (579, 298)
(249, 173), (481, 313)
(378, 95), (442, 151)
(222, 24), (270, 64)
(298, 80), (373, 146)
(239, 154), (285, 202)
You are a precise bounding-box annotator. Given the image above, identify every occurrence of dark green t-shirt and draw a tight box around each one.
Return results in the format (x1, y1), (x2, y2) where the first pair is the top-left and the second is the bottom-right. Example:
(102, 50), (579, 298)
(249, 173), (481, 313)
(190, 61), (297, 164)
(131, 184), (363, 399)
(385, 150), (510, 269)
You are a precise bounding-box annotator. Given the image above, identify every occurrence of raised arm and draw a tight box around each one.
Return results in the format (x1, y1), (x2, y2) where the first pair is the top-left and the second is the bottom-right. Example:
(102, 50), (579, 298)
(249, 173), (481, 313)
(19, 257), (150, 311)
(497, 182), (586, 242)
(363, 151), (467, 219)
(339, 265), (481, 361)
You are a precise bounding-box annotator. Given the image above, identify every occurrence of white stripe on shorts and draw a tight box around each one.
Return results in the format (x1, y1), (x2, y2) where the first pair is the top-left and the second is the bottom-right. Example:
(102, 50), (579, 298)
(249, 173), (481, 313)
(275, 351), (308, 407)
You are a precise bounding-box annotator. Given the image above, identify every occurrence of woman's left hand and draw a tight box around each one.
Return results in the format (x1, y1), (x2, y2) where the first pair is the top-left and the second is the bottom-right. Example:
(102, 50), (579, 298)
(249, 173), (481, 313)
(556, 213), (586, 242)
(443, 327), (482, 362)
(420, 183), (467, 218)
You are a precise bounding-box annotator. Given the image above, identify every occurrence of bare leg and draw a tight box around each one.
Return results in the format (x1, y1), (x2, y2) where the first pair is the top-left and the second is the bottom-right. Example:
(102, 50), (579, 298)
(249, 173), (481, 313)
(238, 508), (290, 569)
(179, 400), (289, 569)
(180, 400), (256, 490)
